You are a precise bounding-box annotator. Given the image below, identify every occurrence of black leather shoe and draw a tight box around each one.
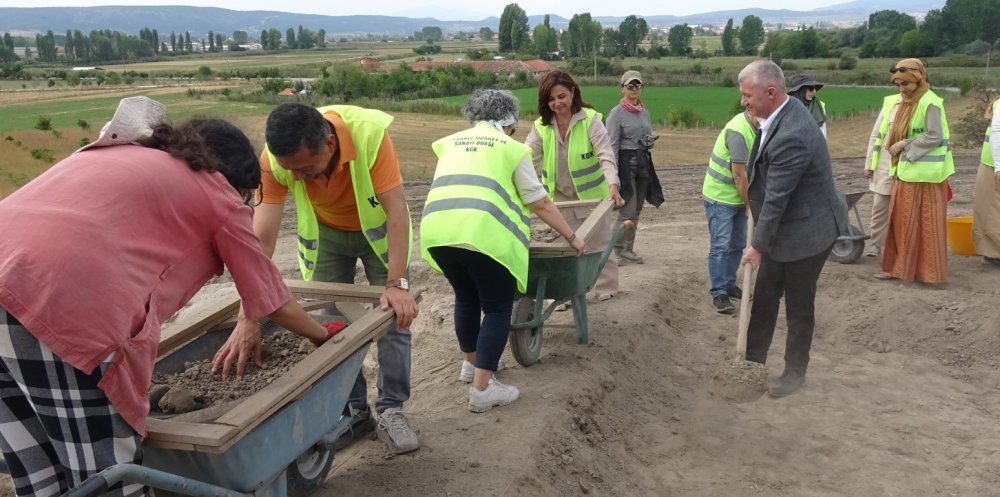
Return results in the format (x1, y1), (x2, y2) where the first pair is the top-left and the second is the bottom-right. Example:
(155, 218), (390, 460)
(712, 294), (735, 314)
(334, 410), (375, 450)
(727, 286), (742, 299)
(768, 370), (805, 398)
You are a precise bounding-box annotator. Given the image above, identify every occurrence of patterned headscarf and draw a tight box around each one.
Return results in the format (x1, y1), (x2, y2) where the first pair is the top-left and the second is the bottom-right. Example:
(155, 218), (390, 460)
(887, 58), (930, 164)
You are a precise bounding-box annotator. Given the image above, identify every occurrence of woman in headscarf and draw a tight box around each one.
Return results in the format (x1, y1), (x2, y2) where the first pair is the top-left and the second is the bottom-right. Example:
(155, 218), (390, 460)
(421, 89), (583, 413)
(973, 94), (1000, 265)
(869, 58), (955, 283)
(524, 70), (624, 303)
(605, 70), (664, 266)
(788, 73), (828, 139)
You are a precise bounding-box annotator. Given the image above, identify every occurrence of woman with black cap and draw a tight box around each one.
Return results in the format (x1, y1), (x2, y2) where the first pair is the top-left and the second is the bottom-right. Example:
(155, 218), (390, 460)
(788, 73), (828, 139)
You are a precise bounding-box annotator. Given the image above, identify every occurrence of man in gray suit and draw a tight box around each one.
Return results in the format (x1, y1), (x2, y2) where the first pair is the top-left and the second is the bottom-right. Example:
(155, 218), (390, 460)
(738, 60), (848, 398)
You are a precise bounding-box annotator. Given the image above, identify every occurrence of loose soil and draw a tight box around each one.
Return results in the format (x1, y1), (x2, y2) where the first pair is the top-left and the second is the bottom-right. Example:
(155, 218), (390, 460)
(313, 152), (1000, 497)
(148, 330), (318, 417)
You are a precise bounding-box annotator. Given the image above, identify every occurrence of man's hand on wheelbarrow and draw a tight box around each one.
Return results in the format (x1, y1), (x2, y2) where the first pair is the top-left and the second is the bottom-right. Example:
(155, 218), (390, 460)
(609, 184), (625, 208)
(380, 284), (418, 329)
(211, 317), (264, 380)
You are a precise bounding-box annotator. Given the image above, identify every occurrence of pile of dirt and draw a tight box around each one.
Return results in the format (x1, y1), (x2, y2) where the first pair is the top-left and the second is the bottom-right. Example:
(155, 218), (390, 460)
(149, 330), (317, 417)
(703, 352), (769, 402)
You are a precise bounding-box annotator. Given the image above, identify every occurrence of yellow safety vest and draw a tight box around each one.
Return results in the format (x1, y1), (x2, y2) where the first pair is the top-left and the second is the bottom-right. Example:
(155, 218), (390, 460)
(702, 112), (756, 206)
(421, 123), (532, 292)
(266, 105), (412, 280)
(533, 108), (610, 200)
(871, 92), (955, 183)
(981, 98), (1000, 168)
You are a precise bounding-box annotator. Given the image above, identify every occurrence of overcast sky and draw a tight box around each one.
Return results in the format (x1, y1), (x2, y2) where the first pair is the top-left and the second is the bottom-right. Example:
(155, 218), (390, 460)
(5, 0), (849, 21)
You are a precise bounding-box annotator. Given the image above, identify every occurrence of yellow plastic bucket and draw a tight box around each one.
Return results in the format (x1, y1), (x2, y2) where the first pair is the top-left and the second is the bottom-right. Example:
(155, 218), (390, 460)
(946, 216), (976, 256)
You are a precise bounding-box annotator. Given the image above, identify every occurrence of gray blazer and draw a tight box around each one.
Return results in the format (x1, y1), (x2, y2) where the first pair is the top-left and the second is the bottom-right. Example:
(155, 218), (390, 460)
(748, 98), (849, 262)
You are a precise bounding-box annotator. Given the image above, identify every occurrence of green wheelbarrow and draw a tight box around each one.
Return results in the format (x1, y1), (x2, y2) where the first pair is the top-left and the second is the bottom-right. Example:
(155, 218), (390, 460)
(508, 220), (625, 367)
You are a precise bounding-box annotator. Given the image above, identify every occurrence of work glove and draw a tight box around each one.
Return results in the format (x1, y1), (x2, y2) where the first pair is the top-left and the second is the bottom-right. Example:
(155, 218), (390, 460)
(310, 320), (348, 347)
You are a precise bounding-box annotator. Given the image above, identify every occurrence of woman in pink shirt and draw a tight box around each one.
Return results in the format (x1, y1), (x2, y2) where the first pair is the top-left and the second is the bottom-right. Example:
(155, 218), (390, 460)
(0, 98), (333, 497)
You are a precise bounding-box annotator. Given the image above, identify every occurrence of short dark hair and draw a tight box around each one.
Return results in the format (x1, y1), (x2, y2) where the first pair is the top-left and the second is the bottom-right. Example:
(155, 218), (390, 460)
(537, 70), (586, 126)
(137, 118), (259, 200)
(265, 103), (331, 156)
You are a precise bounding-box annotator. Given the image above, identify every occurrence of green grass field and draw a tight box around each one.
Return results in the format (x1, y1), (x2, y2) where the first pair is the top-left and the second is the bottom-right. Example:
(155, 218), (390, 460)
(0, 90), (275, 134)
(442, 86), (898, 127)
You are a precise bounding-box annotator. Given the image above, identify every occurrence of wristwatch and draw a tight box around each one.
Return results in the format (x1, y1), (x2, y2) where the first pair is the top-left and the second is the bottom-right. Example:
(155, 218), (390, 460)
(386, 278), (409, 291)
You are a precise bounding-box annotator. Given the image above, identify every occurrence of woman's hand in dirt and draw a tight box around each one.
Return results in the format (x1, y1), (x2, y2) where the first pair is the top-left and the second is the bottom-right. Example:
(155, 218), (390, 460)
(211, 318), (263, 380)
(380, 287), (418, 329)
(864, 168), (873, 179)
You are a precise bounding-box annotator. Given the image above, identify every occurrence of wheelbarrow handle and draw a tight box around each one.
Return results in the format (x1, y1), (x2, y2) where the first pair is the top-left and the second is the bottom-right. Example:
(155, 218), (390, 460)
(61, 463), (253, 497)
(62, 473), (110, 497)
(596, 222), (627, 273)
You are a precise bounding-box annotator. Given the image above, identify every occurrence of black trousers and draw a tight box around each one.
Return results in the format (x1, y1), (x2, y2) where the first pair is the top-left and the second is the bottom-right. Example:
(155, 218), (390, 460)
(745, 245), (833, 373)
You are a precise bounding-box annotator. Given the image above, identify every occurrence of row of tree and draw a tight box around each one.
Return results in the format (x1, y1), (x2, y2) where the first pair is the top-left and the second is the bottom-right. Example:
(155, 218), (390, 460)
(3, 24), (330, 64)
(492, 0), (997, 60)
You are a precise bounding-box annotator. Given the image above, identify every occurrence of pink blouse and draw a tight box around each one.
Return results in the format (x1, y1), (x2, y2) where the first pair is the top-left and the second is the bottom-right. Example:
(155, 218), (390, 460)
(0, 145), (291, 436)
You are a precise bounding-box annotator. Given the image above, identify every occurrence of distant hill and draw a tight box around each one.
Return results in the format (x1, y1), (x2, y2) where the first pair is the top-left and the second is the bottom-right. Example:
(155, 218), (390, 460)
(0, 0), (945, 38)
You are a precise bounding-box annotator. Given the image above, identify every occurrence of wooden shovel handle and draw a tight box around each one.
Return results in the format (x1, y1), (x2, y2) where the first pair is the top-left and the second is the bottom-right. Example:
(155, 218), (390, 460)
(736, 215), (755, 357)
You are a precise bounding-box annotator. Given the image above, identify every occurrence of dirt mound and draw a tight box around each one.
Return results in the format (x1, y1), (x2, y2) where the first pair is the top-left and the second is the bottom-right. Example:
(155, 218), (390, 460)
(319, 153), (1000, 497)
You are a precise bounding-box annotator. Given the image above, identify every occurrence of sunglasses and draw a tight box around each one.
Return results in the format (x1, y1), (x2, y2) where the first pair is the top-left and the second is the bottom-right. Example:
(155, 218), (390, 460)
(625, 82), (642, 90)
(889, 67), (912, 74)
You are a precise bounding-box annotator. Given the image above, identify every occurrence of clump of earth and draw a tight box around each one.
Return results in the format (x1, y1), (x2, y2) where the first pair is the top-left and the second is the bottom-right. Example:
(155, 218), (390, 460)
(703, 351), (769, 403)
(149, 330), (316, 417)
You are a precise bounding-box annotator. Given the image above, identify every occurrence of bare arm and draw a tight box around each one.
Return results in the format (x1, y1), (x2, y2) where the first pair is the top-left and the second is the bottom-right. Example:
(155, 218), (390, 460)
(375, 185), (418, 329)
(732, 162), (750, 207)
(252, 202), (285, 258)
(211, 201), (285, 378)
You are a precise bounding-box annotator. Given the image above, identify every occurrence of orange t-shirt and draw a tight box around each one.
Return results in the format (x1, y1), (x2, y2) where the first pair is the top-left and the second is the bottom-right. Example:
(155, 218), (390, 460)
(259, 111), (402, 232)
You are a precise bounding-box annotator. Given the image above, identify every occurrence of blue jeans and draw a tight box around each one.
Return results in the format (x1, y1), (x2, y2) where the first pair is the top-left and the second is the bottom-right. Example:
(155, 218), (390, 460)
(704, 200), (747, 298)
(314, 222), (410, 415)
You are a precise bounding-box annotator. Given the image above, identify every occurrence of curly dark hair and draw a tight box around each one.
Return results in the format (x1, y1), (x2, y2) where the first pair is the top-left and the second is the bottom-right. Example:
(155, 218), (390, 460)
(537, 70), (591, 126)
(137, 119), (260, 203)
(265, 103), (332, 157)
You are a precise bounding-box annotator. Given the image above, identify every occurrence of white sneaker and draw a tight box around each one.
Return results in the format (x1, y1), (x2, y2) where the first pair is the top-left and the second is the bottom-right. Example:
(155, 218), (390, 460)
(468, 378), (519, 413)
(459, 359), (504, 383)
(376, 408), (420, 454)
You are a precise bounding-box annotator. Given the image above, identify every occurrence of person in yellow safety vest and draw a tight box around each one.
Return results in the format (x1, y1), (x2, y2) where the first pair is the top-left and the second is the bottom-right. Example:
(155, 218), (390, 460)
(871, 58), (954, 283)
(701, 109), (758, 315)
(973, 96), (1000, 265)
(213, 103), (421, 455)
(525, 70), (625, 305)
(421, 89), (584, 413)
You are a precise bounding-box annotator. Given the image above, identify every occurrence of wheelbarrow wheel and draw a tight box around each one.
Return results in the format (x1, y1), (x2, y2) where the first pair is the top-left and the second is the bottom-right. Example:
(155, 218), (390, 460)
(830, 224), (865, 264)
(509, 297), (543, 367)
(287, 442), (334, 497)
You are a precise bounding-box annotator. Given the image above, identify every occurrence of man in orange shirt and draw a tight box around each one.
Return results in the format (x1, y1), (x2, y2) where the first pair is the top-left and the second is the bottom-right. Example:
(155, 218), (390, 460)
(215, 103), (420, 454)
